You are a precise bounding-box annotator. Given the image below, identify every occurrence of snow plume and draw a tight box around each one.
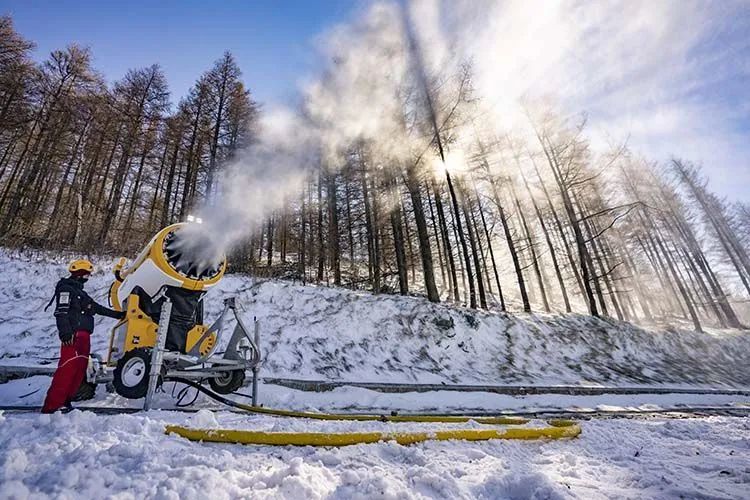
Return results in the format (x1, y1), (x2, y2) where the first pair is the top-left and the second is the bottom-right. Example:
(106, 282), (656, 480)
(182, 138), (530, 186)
(189, 0), (749, 254)
(305, 2), (412, 164)
(191, 1), (416, 255)
(191, 107), (316, 255)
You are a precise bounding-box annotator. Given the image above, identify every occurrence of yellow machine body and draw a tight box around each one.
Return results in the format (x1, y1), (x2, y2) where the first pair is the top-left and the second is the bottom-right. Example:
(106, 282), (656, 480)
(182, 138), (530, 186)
(106, 223), (225, 365)
(106, 295), (218, 365)
(107, 295), (158, 366)
(185, 324), (217, 357)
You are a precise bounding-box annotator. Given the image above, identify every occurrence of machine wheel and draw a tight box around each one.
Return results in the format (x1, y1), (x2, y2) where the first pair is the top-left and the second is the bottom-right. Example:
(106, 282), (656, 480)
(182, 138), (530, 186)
(208, 369), (246, 394)
(113, 348), (160, 399)
(72, 380), (97, 402)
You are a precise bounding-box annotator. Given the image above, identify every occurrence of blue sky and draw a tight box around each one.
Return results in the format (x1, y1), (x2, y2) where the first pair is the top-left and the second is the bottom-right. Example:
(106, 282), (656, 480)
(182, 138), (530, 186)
(2, 0), (361, 106)
(3, 0), (748, 202)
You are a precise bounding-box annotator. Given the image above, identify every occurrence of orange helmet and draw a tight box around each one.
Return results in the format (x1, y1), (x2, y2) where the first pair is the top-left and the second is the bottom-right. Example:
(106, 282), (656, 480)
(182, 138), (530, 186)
(68, 259), (94, 274)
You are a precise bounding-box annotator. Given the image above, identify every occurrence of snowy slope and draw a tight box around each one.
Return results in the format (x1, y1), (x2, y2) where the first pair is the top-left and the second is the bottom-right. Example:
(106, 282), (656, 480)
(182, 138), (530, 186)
(1, 249), (748, 388)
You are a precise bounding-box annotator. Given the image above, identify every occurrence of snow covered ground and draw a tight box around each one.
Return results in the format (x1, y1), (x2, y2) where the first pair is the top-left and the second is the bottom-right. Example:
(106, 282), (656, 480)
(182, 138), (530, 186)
(1, 249), (750, 499)
(1, 372), (749, 499)
(0, 406), (748, 499)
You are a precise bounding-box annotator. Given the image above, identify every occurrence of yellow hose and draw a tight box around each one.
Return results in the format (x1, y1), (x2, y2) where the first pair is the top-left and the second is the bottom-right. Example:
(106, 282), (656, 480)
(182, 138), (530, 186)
(165, 419), (581, 447)
(236, 405), (529, 425)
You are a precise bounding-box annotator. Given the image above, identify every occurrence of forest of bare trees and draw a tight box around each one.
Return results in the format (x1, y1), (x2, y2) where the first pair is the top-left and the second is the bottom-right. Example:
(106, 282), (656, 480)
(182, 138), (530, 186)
(1, 14), (749, 330)
(0, 16), (257, 253)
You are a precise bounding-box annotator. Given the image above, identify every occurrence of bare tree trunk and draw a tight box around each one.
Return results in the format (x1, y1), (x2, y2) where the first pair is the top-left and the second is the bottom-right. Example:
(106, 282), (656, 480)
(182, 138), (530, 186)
(148, 139), (170, 228)
(473, 185), (506, 310)
(361, 163), (375, 288)
(45, 117), (90, 242)
(511, 183), (549, 312)
(317, 171), (325, 282)
(445, 170), (476, 308)
(460, 183), (487, 309)
(73, 190), (84, 247)
(652, 230), (702, 331)
(676, 244), (722, 324)
(520, 170), (570, 312)
(671, 216), (741, 327)
(390, 196), (409, 295)
(300, 183), (306, 283)
(402, 196), (417, 284)
(451, 205), (468, 305)
(327, 169), (341, 285)
(161, 136), (181, 227)
(585, 216), (622, 320)
(488, 176), (530, 312)
(467, 191), (495, 303)
(426, 187), (447, 292)
(344, 174), (355, 270)
(431, 179), (459, 302)
(266, 215), (274, 267)
(368, 169), (382, 293)
(530, 159), (586, 302)
(539, 138), (599, 316)
(639, 233), (685, 318)
(674, 160), (750, 291)
(620, 247), (653, 321)
(124, 136), (152, 233)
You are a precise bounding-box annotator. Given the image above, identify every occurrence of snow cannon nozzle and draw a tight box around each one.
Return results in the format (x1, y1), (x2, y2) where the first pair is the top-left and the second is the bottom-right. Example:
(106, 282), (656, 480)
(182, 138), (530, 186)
(110, 223), (227, 310)
(164, 223), (225, 281)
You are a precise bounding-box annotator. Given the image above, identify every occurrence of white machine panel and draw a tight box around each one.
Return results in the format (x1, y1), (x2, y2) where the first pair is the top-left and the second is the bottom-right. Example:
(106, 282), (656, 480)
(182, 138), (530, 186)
(117, 258), (182, 304)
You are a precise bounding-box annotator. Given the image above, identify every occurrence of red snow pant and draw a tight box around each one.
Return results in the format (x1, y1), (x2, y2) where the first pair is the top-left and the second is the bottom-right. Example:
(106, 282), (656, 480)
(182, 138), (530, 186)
(42, 330), (91, 413)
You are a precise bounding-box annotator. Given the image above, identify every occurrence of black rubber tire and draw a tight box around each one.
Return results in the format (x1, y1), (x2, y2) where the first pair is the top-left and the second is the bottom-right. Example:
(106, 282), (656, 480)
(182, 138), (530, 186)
(113, 348), (156, 399)
(72, 380), (97, 402)
(208, 370), (246, 394)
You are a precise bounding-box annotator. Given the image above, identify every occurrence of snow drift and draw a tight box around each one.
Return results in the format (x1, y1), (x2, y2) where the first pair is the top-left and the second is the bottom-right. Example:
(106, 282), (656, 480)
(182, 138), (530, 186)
(1, 249), (748, 388)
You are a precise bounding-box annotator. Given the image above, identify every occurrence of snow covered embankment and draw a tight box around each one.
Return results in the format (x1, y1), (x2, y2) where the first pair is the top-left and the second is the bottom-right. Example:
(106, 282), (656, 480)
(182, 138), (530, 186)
(1, 249), (749, 388)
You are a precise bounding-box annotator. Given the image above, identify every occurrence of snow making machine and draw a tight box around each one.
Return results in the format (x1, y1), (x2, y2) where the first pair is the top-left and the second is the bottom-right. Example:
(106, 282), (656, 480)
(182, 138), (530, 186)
(103, 222), (261, 409)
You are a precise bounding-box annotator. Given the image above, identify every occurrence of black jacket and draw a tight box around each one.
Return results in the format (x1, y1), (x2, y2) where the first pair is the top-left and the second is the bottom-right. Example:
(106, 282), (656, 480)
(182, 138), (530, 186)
(52, 277), (124, 342)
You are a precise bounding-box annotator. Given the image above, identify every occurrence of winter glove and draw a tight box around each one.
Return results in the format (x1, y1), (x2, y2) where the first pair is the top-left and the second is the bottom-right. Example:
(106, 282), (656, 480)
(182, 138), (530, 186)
(60, 330), (74, 346)
(92, 301), (126, 320)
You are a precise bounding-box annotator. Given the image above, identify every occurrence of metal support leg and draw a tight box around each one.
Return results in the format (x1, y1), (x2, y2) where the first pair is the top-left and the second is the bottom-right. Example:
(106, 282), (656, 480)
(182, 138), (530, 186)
(251, 318), (261, 406)
(144, 299), (172, 411)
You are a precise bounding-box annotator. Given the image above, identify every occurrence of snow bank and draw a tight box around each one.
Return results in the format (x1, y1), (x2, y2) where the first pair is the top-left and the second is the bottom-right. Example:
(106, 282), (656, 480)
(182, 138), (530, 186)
(0, 408), (748, 499)
(1, 249), (749, 387)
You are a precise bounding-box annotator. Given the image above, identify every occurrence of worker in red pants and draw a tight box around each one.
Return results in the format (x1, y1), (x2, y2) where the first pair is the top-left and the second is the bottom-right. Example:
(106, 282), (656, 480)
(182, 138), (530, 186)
(42, 259), (124, 413)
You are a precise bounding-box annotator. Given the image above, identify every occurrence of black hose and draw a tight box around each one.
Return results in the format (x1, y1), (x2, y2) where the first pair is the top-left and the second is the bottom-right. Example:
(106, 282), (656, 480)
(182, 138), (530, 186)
(173, 380), (201, 407)
(168, 377), (251, 411)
